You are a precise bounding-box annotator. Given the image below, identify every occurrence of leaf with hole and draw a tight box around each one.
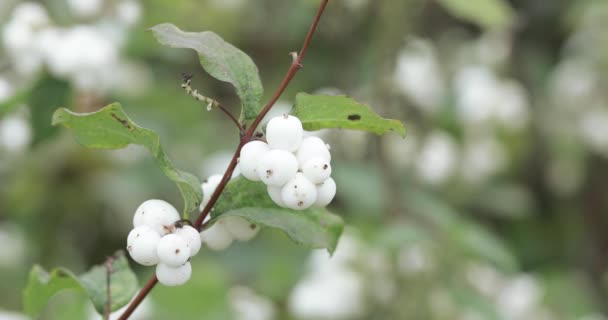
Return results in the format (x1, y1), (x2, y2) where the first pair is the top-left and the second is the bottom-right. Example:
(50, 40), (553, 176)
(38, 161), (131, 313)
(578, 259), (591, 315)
(293, 93), (406, 137)
(150, 23), (263, 120)
(52, 103), (202, 215)
(23, 251), (138, 316)
(210, 178), (344, 254)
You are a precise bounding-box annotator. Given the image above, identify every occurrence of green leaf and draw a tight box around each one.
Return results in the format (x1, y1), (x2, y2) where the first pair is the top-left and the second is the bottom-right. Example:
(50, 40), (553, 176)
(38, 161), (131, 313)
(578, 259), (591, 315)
(211, 178), (344, 254)
(52, 103), (202, 215)
(437, 0), (515, 30)
(292, 93), (406, 137)
(150, 23), (263, 120)
(23, 251), (138, 317)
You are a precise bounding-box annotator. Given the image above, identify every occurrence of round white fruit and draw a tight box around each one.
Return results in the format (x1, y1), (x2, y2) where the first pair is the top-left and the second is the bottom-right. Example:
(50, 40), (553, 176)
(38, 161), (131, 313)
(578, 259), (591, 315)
(127, 226), (161, 266)
(156, 234), (191, 267)
(173, 225), (202, 257)
(296, 136), (331, 168)
(200, 220), (233, 251)
(302, 157), (332, 184)
(222, 216), (260, 241)
(133, 199), (180, 235)
(281, 173), (318, 210)
(257, 149), (298, 186)
(156, 262), (192, 286)
(200, 174), (223, 210)
(267, 186), (286, 207)
(315, 177), (336, 207)
(265, 115), (303, 152)
(239, 141), (269, 181)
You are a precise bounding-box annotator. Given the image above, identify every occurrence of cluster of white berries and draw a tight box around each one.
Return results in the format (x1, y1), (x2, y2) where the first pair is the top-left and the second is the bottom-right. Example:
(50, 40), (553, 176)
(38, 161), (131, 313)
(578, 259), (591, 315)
(127, 200), (199, 286)
(239, 114), (336, 210)
(198, 174), (261, 251)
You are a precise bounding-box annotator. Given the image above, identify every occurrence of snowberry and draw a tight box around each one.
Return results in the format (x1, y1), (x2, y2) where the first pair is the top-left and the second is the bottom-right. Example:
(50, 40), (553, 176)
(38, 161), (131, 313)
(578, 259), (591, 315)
(133, 199), (180, 235)
(257, 149), (298, 186)
(156, 234), (191, 267)
(200, 174), (223, 209)
(127, 226), (161, 266)
(281, 173), (318, 210)
(173, 225), (202, 257)
(267, 186), (286, 207)
(239, 141), (269, 181)
(296, 136), (331, 168)
(302, 157), (332, 184)
(315, 177), (336, 207)
(266, 114), (303, 152)
(200, 220), (233, 251)
(156, 262), (192, 286)
(223, 216), (260, 241)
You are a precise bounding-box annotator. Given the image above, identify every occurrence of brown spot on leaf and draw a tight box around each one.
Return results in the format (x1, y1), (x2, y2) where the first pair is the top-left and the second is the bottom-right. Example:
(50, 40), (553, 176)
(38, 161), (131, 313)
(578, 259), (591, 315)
(347, 114), (361, 121)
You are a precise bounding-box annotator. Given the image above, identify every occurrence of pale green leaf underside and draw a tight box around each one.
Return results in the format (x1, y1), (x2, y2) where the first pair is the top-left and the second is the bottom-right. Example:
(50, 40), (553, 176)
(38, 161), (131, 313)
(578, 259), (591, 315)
(23, 251), (138, 316)
(52, 103), (202, 214)
(211, 178), (344, 254)
(437, 0), (514, 30)
(150, 23), (263, 120)
(293, 93), (406, 137)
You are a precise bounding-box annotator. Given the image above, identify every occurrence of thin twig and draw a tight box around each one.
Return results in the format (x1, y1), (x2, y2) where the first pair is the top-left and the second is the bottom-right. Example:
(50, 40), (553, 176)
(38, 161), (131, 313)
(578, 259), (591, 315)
(119, 2), (329, 318)
(104, 256), (115, 320)
(181, 75), (243, 132)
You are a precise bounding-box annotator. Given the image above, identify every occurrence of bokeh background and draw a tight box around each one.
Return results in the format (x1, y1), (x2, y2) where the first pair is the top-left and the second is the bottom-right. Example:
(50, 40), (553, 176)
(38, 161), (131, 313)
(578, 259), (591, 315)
(1, 0), (608, 319)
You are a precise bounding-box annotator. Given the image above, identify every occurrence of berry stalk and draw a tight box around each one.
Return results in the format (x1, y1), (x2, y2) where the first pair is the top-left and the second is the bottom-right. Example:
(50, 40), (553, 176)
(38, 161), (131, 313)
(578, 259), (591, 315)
(118, 1), (329, 319)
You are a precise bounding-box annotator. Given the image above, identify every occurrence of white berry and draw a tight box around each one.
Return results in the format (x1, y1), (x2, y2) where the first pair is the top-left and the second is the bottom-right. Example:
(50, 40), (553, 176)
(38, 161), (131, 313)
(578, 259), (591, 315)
(200, 220), (233, 251)
(156, 262), (192, 286)
(257, 149), (298, 186)
(222, 216), (260, 241)
(127, 226), (161, 266)
(281, 173), (318, 210)
(174, 225), (202, 257)
(200, 174), (223, 210)
(315, 177), (336, 207)
(239, 141), (270, 181)
(133, 199), (180, 235)
(267, 186), (286, 207)
(302, 157), (332, 184)
(266, 114), (303, 152)
(296, 136), (331, 168)
(156, 234), (191, 267)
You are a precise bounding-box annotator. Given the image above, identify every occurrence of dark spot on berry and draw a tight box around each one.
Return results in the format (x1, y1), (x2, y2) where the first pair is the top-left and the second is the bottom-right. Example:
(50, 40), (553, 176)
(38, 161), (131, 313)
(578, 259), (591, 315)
(250, 224), (256, 230)
(175, 249), (180, 254)
(323, 164), (328, 170)
(347, 114), (361, 121)
(297, 201), (304, 207)
(127, 245), (132, 251)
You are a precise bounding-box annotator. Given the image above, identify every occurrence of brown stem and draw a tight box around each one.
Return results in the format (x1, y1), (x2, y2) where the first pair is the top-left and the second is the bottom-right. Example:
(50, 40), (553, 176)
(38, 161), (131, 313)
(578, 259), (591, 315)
(119, 1), (328, 318)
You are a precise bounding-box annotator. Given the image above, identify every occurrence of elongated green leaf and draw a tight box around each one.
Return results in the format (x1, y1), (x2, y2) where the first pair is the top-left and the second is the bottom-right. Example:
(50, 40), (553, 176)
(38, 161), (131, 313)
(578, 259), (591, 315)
(437, 0), (514, 30)
(23, 251), (138, 316)
(293, 93), (406, 137)
(52, 103), (202, 214)
(150, 23), (263, 120)
(211, 178), (344, 254)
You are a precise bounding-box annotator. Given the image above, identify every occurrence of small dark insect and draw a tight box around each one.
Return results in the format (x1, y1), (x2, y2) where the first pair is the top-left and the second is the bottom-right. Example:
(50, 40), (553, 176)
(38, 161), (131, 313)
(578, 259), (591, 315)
(347, 114), (361, 121)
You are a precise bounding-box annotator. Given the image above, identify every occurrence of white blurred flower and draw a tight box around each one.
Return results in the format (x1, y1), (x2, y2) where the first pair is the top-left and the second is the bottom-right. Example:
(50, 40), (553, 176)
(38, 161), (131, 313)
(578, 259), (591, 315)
(415, 131), (458, 185)
(579, 106), (608, 154)
(229, 286), (276, 320)
(496, 275), (543, 320)
(0, 310), (28, 320)
(549, 59), (598, 109)
(116, 0), (142, 27)
(397, 244), (433, 275)
(0, 78), (14, 102)
(454, 65), (500, 125)
(67, 0), (104, 18)
(476, 31), (512, 66)
(289, 233), (365, 319)
(465, 262), (505, 297)
(495, 80), (529, 130)
(10, 2), (48, 27)
(394, 39), (445, 113)
(460, 136), (506, 183)
(0, 223), (27, 268)
(0, 113), (32, 153)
